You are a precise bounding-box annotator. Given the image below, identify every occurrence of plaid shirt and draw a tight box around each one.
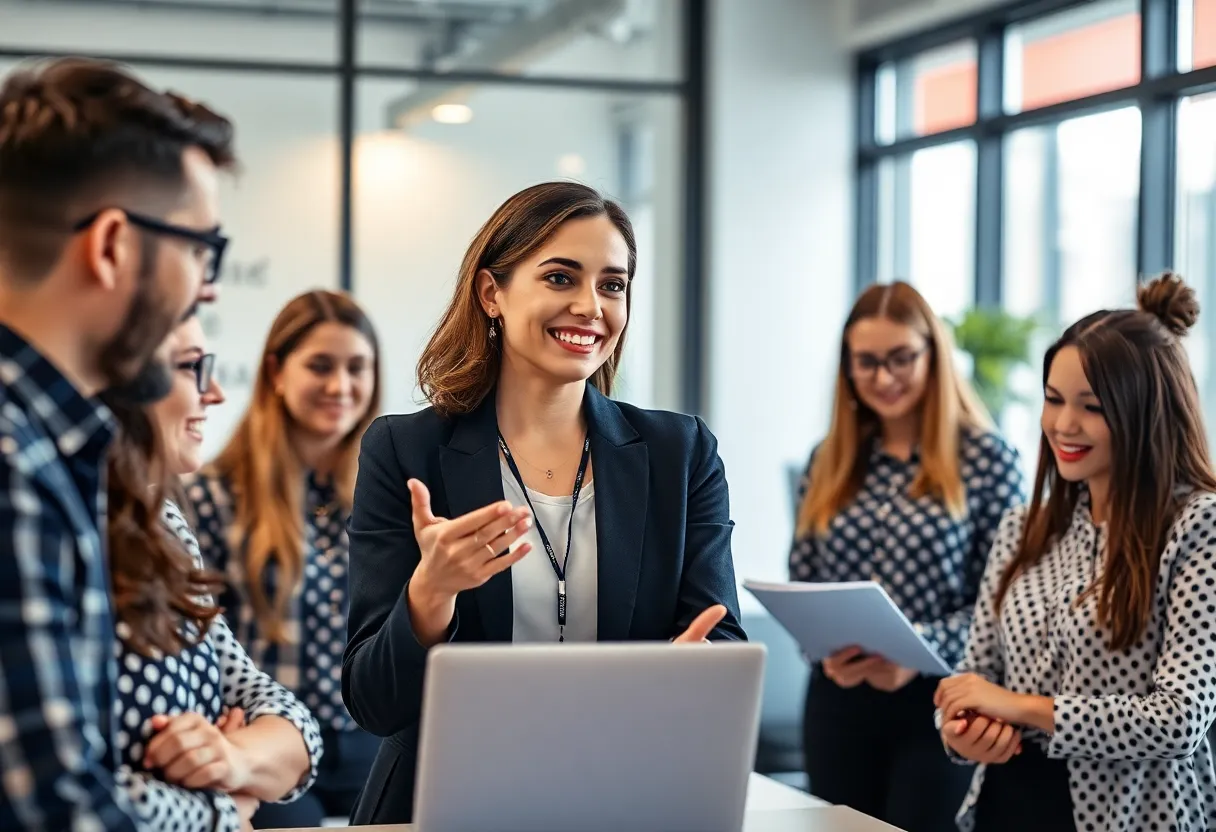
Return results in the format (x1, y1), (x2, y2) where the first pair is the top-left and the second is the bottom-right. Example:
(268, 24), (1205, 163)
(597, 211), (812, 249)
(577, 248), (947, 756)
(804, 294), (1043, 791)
(183, 469), (355, 731)
(0, 324), (138, 831)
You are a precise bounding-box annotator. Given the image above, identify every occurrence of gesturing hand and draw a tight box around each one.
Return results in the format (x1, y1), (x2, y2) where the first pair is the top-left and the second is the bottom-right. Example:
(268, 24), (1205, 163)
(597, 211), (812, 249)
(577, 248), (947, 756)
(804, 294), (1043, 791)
(941, 713), (1023, 764)
(408, 478), (534, 598)
(673, 605), (728, 643)
(145, 711), (251, 792)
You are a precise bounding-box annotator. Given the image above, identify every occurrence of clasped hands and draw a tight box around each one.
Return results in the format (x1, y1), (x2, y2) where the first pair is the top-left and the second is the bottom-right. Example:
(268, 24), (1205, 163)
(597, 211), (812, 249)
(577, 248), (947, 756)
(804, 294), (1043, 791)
(144, 707), (259, 830)
(823, 650), (1034, 766)
(932, 672), (1055, 765)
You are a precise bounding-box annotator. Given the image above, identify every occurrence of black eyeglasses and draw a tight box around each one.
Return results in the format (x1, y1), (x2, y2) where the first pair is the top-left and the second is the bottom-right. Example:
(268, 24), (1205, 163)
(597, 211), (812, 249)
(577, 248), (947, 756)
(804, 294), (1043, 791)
(848, 347), (929, 381)
(177, 353), (217, 394)
(73, 209), (228, 285)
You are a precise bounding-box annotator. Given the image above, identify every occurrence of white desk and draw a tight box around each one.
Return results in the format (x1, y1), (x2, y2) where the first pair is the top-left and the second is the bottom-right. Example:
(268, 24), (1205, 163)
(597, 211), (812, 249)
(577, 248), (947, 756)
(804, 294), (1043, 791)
(745, 772), (827, 811)
(268, 774), (908, 832)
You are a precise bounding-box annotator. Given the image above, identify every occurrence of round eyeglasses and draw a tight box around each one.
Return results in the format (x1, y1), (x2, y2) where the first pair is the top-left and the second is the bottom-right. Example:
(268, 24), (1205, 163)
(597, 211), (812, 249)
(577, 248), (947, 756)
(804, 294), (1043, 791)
(848, 347), (927, 381)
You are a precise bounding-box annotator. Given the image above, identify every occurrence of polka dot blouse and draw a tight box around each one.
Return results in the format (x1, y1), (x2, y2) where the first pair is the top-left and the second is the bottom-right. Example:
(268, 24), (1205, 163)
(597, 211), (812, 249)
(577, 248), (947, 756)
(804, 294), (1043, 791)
(950, 492), (1216, 831)
(183, 469), (353, 731)
(110, 501), (324, 832)
(789, 429), (1026, 672)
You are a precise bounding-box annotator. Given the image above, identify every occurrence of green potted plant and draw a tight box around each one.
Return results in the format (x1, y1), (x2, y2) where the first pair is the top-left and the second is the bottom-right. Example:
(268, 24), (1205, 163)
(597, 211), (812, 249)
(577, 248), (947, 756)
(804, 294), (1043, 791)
(949, 307), (1039, 418)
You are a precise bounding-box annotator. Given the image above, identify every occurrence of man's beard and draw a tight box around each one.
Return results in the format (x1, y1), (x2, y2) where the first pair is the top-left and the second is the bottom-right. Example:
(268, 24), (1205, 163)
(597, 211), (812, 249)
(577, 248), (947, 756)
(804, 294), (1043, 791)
(98, 237), (182, 406)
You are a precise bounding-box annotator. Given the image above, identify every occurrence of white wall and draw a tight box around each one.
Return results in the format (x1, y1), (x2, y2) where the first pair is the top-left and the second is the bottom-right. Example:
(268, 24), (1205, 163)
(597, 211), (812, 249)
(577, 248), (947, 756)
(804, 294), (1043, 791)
(706, 0), (855, 606)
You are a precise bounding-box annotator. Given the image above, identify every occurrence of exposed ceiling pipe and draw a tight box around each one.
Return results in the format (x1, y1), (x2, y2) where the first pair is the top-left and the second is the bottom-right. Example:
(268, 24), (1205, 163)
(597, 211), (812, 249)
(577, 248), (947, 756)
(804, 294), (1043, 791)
(383, 0), (626, 129)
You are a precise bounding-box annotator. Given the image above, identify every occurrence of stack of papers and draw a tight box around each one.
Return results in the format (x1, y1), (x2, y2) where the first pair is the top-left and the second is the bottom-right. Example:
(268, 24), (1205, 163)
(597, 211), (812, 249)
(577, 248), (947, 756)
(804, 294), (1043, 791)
(743, 580), (952, 677)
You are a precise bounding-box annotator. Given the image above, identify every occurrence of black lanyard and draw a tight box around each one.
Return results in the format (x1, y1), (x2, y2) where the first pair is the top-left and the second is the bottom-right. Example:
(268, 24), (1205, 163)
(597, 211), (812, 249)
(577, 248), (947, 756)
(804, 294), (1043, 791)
(497, 433), (591, 643)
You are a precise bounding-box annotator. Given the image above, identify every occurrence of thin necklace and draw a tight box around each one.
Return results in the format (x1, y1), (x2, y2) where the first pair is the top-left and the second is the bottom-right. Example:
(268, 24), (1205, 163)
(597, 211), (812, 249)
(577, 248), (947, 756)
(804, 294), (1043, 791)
(509, 447), (557, 480)
(502, 437), (587, 480)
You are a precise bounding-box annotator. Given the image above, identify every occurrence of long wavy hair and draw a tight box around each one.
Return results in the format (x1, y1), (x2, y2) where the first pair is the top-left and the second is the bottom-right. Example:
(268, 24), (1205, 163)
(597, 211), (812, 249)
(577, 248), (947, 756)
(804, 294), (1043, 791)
(209, 290), (380, 643)
(417, 181), (637, 417)
(796, 281), (992, 537)
(103, 394), (225, 657)
(994, 273), (1216, 652)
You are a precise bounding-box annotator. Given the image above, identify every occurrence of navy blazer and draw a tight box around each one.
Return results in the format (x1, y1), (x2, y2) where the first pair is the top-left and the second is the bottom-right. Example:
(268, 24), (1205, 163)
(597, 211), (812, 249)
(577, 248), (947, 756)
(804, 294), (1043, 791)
(341, 385), (745, 824)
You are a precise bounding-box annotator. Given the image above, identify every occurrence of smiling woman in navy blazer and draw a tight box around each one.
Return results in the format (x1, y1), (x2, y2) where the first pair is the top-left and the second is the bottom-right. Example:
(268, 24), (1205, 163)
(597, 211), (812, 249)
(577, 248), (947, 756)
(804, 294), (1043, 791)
(341, 181), (746, 825)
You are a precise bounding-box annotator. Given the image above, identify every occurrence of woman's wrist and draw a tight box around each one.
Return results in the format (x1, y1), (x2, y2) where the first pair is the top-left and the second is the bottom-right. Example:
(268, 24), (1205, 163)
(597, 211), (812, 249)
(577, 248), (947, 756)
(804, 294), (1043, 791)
(226, 716), (308, 800)
(407, 569), (457, 646)
(1016, 693), (1056, 734)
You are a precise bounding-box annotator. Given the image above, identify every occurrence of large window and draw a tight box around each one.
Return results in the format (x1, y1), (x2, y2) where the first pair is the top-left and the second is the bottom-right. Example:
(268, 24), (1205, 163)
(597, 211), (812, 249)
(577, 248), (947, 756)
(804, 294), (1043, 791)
(877, 141), (977, 320)
(857, 0), (1216, 467)
(0, 0), (697, 449)
(1177, 91), (1216, 436)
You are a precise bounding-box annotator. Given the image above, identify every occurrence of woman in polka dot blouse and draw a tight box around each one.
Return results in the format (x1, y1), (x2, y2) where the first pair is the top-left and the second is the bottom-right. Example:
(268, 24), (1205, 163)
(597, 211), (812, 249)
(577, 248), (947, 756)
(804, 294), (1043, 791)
(789, 281), (1025, 832)
(183, 291), (382, 828)
(935, 273), (1216, 832)
(103, 314), (323, 832)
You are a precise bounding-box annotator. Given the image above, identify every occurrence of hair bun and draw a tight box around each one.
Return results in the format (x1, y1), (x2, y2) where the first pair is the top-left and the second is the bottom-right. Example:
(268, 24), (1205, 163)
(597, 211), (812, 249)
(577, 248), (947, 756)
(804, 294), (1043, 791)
(1137, 272), (1199, 337)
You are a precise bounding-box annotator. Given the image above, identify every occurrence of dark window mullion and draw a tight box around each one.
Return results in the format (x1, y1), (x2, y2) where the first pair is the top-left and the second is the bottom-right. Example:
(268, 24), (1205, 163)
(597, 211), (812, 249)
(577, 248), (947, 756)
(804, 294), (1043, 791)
(975, 22), (1005, 307)
(1137, 0), (1179, 279)
(856, 58), (880, 292)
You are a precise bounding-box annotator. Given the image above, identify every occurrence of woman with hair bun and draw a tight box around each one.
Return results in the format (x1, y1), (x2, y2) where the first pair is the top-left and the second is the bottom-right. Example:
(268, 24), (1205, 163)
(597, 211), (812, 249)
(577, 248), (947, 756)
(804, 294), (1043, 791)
(936, 273), (1216, 831)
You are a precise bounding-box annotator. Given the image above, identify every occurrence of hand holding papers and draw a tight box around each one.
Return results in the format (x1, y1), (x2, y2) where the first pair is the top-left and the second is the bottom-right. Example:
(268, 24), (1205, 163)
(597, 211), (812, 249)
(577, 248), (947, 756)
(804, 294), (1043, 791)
(743, 579), (952, 677)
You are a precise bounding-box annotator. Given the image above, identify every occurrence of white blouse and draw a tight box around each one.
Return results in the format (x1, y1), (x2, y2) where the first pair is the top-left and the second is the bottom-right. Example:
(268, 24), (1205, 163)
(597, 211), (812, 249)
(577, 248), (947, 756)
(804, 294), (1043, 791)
(951, 492), (1216, 831)
(501, 462), (599, 643)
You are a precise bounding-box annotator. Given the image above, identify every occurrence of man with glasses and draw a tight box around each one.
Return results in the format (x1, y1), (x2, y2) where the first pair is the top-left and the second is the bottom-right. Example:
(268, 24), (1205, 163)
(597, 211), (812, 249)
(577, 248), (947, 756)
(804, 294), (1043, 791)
(0, 57), (235, 830)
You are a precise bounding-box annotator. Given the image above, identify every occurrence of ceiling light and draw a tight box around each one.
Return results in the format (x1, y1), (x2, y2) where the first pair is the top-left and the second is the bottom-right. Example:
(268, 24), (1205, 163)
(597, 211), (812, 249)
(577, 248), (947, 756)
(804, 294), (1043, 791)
(431, 103), (473, 124)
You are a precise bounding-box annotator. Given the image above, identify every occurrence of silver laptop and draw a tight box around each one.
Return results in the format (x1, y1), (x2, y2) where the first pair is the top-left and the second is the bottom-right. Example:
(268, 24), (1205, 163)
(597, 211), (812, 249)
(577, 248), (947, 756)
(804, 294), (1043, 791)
(413, 642), (767, 832)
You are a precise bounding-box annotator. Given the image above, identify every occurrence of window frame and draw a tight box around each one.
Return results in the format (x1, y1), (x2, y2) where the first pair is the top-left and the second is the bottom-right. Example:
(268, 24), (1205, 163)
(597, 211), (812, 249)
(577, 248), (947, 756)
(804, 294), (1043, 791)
(854, 0), (1216, 306)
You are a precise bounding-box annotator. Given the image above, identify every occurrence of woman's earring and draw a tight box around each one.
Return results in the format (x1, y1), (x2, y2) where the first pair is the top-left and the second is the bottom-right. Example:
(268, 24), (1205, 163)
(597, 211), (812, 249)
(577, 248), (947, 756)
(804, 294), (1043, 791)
(488, 317), (498, 343)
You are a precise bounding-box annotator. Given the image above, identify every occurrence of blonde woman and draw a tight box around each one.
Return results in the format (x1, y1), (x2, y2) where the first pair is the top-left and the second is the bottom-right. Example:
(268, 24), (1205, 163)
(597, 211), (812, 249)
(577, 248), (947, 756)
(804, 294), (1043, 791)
(789, 281), (1025, 832)
(183, 290), (381, 828)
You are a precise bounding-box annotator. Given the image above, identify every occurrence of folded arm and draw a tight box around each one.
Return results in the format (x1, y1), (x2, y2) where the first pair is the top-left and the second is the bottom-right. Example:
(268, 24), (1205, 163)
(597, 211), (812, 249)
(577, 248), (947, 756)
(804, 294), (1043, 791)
(114, 765), (242, 832)
(210, 615), (321, 802)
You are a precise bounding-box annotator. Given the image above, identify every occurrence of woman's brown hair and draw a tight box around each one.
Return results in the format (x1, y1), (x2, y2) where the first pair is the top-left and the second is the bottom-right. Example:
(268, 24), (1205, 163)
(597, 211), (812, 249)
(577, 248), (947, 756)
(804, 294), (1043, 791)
(796, 281), (992, 537)
(417, 181), (637, 417)
(103, 394), (225, 657)
(208, 290), (380, 643)
(995, 272), (1216, 651)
